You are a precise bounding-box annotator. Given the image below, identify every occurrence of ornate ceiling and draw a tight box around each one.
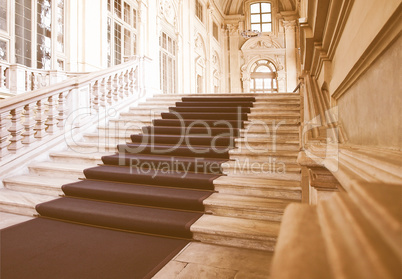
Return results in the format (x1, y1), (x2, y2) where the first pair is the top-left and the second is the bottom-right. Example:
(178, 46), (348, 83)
(215, 0), (297, 15)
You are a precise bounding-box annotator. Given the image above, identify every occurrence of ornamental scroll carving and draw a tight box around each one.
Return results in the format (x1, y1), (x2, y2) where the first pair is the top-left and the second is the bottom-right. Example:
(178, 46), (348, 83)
(159, 0), (177, 27)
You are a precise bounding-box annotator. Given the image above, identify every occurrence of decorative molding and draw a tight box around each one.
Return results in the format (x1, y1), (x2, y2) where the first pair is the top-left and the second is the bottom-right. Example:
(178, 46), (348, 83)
(227, 23), (240, 36)
(283, 20), (297, 31)
(332, 6), (401, 100)
(241, 36), (283, 51)
(158, 0), (177, 27)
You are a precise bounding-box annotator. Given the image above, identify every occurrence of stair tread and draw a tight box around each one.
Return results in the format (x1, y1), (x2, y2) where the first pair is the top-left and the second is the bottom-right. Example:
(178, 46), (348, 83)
(4, 175), (77, 188)
(29, 161), (93, 172)
(50, 151), (114, 160)
(204, 193), (292, 212)
(0, 188), (55, 207)
(214, 176), (301, 189)
(191, 214), (279, 240)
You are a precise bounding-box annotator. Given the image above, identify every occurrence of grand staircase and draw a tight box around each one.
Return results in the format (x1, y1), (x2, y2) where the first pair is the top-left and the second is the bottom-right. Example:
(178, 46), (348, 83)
(0, 93), (302, 251)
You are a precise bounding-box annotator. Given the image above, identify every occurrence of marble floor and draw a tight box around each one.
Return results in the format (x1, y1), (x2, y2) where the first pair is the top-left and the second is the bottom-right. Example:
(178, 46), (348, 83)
(0, 213), (273, 278)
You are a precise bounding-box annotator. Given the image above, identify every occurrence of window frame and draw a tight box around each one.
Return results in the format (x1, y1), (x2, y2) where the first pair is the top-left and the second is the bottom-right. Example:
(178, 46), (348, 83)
(245, 0), (276, 35)
(107, 0), (138, 66)
(195, 0), (203, 23)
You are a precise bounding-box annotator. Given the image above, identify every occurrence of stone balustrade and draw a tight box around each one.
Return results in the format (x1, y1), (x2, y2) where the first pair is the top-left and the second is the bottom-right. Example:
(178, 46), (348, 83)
(0, 58), (140, 164)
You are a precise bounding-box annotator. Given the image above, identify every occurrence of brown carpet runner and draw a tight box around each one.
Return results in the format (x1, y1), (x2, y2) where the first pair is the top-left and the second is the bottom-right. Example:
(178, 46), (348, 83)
(0, 96), (255, 279)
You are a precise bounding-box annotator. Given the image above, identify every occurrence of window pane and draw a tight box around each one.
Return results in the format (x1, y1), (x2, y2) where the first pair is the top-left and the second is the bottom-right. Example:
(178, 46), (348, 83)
(0, 0), (7, 31)
(256, 66), (271, 73)
(133, 9), (137, 29)
(261, 23), (271, 32)
(261, 14), (271, 23)
(107, 18), (111, 67)
(124, 28), (130, 56)
(114, 23), (121, 65)
(107, 0), (111, 11)
(255, 79), (263, 89)
(114, 0), (121, 18)
(250, 3), (260, 13)
(37, 0), (52, 69)
(251, 14), (260, 23)
(56, 0), (64, 53)
(0, 39), (7, 61)
(261, 3), (271, 13)
(251, 24), (261, 32)
(124, 3), (130, 24)
(15, 0), (31, 66)
(57, 59), (64, 70)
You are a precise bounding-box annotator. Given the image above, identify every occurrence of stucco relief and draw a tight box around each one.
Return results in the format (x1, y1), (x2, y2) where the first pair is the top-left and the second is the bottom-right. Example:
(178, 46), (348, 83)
(240, 36), (287, 92)
(159, 0), (177, 27)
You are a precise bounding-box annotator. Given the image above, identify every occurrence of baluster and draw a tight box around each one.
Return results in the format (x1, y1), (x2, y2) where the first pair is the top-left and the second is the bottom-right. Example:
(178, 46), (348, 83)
(99, 78), (106, 108)
(112, 74), (119, 102)
(129, 68), (135, 95)
(0, 65), (5, 89)
(34, 99), (47, 139)
(25, 70), (31, 91)
(57, 91), (68, 129)
(92, 81), (100, 113)
(21, 103), (36, 145)
(0, 111), (10, 158)
(124, 70), (130, 97)
(118, 72), (124, 99)
(45, 95), (58, 134)
(106, 76), (113, 105)
(32, 73), (39, 90)
(8, 108), (24, 153)
(133, 67), (139, 94)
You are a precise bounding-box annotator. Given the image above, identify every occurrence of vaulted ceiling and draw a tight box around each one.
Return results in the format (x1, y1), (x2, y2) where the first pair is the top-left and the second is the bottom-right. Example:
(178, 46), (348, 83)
(215, 0), (297, 15)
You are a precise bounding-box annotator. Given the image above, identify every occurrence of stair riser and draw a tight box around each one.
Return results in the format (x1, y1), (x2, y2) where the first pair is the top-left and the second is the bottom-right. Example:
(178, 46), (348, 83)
(192, 233), (276, 252)
(205, 206), (283, 222)
(50, 155), (103, 165)
(82, 135), (130, 143)
(4, 183), (62, 197)
(29, 167), (84, 180)
(235, 143), (299, 151)
(214, 185), (302, 200)
(0, 204), (36, 217)
(229, 155), (298, 163)
(222, 166), (300, 175)
(68, 146), (118, 153)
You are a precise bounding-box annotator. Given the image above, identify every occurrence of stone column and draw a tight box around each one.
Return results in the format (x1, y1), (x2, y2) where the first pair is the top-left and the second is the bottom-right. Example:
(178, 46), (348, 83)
(227, 24), (242, 93)
(284, 20), (298, 92)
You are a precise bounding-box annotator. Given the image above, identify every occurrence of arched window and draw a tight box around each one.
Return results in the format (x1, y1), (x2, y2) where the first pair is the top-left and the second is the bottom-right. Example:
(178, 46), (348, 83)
(250, 2), (272, 33)
(250, 59), (278, 93)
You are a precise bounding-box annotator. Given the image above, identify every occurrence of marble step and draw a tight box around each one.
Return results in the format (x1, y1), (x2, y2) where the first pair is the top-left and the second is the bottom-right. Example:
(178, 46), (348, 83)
(67, 142), (118, 153)
(49, 151), (113, 165)
(318, 193), (400, 279)
(28, 162), (91, 180)
(105, 118), (153, 127)
(204, 193), (295, 222)
(244, 118), (300, 125)
(253, 101), (301, 107)
(229, 149), (299, 163)
(82, 132), (131, 143)
(191, 214), (280, 251)
(270, 204), (331, 279)
(0, 212), (33, 230)
(222, 160), (301, 175)
(128, 107), (169, 114)
(250, 107), (300, 112)
(120, 111), (163, 120)
(0, 188), (55, 216)
(348, 180), (402, 259)
(235, 138), (299, 151)
(214, 176), (301, 200)
(3, 175), (77, 196)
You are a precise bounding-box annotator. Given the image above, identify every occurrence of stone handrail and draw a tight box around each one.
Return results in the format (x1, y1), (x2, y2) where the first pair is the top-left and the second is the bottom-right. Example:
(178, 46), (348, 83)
(0, 62), (92, 98)
(0, 58), (140, 162)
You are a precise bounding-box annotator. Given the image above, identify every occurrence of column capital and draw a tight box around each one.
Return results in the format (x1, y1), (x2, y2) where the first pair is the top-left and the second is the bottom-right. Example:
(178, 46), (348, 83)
(227, 24), (240, 36)
(283, 20), (297, 31)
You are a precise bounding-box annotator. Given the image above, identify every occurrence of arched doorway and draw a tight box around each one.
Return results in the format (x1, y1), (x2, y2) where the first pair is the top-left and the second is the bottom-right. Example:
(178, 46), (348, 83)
(249, 59), (278, 93)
